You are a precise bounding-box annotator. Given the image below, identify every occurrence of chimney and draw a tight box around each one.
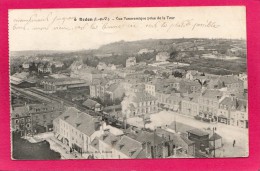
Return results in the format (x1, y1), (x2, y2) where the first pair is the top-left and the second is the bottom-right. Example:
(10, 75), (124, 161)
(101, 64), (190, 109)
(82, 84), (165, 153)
(94, 121), (100, 131)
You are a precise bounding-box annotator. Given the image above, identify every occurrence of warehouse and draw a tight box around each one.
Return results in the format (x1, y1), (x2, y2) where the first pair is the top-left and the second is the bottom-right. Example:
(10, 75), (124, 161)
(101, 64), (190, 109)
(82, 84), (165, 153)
(41, 77), (87, 92)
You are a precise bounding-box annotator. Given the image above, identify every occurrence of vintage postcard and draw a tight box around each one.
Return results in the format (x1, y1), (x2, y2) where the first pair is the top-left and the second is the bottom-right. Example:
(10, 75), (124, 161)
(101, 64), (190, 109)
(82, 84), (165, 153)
(9, 6), (248, 160)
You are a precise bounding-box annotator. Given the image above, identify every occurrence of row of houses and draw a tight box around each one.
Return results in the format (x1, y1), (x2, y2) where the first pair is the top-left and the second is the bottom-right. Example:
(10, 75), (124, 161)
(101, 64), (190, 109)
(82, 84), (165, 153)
(53, 107), (221, 158)
(11, 102), (65, 136)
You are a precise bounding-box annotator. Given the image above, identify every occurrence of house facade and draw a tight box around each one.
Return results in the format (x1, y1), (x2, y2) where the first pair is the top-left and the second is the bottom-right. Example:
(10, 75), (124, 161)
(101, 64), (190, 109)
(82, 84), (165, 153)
(198, 90), (224, 121)
(121, 92), (158, 118)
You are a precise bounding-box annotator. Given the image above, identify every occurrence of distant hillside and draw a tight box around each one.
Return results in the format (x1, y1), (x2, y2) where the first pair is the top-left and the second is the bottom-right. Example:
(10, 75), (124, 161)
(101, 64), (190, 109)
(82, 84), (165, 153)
(10, 50), (93, 58)
(97, 39), (189, 54)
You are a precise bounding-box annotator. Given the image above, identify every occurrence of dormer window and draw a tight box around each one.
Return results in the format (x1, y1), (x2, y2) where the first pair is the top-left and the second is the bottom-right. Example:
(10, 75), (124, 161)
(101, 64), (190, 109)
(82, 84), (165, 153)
(119, 144), (124, 149)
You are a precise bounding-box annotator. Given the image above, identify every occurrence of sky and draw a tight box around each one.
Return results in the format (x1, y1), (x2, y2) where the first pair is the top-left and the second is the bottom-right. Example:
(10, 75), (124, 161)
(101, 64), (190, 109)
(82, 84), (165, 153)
(9, 7), (246, 51)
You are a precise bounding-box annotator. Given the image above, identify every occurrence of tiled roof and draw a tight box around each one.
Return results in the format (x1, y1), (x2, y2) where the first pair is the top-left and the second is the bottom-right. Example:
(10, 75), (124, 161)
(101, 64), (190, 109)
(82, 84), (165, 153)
(128, 131), (164, 146)
(202, 90), (223, 99)
(182, 93), (200, 103)
(11, 106), (29, 118)
(106, 83), (120, 92)
(90, 137), (100, 150)
(57, 107), (99, 136)
(219, 76), (243, 84)
(166, 93), (182, 102)
(209, 133), (222, 141)
(187, 128), (209, 137)
(82, 99), (100, 108)
(220, 97), (248, 110)
(99, 132), (119, 147)
(132, 92), (157, 103)
(114, 135), (143, 158)
(43, 77), (86, 86)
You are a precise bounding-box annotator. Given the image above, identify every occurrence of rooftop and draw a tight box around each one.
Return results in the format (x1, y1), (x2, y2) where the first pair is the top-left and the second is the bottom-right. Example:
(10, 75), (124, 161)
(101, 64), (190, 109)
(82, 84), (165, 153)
(43, 77), (86, 86)
(187, 128), (209, 137)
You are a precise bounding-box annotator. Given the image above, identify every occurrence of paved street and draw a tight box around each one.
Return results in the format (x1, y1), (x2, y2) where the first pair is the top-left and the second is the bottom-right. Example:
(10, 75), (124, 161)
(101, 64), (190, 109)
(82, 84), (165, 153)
(24, 132), (85, 159)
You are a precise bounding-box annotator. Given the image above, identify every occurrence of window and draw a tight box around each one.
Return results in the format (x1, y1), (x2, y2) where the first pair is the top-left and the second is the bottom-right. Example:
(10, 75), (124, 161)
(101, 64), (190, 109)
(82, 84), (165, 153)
(15, 119), (19, 124)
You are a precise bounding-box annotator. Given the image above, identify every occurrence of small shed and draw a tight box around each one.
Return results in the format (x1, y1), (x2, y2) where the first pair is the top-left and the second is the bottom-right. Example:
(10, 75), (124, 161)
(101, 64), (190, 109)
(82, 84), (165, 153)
(82, 99), (102, 112)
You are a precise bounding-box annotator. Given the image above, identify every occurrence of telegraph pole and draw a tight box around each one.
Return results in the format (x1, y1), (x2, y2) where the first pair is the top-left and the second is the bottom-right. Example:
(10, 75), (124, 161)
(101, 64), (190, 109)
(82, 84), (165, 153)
(213, 128), (216, 158)
(174, 114), (177, 133)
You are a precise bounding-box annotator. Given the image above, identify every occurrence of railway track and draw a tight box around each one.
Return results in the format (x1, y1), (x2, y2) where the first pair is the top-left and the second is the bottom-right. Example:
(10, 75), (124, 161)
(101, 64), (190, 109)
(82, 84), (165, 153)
(11, 86), (130, 129)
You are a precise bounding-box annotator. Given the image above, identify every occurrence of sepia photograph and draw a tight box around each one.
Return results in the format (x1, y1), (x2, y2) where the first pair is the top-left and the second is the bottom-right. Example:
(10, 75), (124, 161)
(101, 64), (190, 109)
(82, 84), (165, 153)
(9, 7), (248, 160)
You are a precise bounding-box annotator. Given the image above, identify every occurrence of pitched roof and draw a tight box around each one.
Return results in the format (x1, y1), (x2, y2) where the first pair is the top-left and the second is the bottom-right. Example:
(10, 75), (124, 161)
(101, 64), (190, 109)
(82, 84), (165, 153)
(106, 83), (121, 92)
(132, 92), (157, 103)
(114, 135), (143, 158)
(220, 97), (248, 110)
(202, 89), (223, 99)
(90, 137), (100, 150)
(209, 133), (222, 141)
(155, 127), (194, 146)
(43, 77), (86, 86)
(99, 132), (119, 147)
(219, 75), (243, 84)
(182, 93), (200, 103)
(128, 131), (164, 146)
(11, 106), (29, 118)
(187, 128), (209, 137)
(57, 107), (99, 136)
(82, 99), (100, 108)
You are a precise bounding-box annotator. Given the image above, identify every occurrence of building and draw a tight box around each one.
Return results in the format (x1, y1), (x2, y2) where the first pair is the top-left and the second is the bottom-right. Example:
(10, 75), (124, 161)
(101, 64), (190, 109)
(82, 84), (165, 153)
(41, 77), (87, 92)
(208, 133), (222, 150)
(113, 135), (148, 159)
(82, 99), (103, 112)
(10, 73), (36, 88)
(126, 57), (136, 67)
(11, 106), (32, 136)
(90, 78), (123, 101)
(126, 129), (166, 158)
(71, 67), (104, 84)
(12, 103), (64, 135)
(237, 73), (248, 90)
(22, 62), (30, 70)
(53, 107), (106, 155)
(198, 90), (224, 121)
(181, 93), (200, 117)
(51, 61), (64, 68)
(156, 52), (170, 62)
(145, 78), (164, 97)
(185, 70), (200, 80)
(38, 63), (52, 74)
(105, 83), (125, 102)
(218, 96), (248, 128)
(187, 128), (209, 152)
(219, 76), (244, 95)
(138, 48), (154, 54)
(164, 93), (182, 112)
(121, 91), (158, 118)
(207, 75), (244, 95)
(230, 98), (248, 128)
(155, 127), (195, 157)
(97, 62), (107, 71)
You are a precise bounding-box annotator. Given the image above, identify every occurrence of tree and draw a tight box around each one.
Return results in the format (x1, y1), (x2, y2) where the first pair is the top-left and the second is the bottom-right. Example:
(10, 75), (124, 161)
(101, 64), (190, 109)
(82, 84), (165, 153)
(172, 71), (183, 78)
(162, 72), (170, 79)
(29, 62), (37, 73)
